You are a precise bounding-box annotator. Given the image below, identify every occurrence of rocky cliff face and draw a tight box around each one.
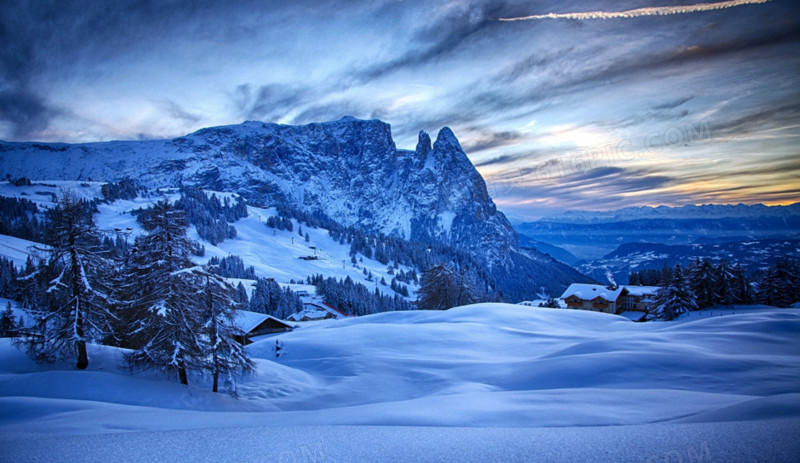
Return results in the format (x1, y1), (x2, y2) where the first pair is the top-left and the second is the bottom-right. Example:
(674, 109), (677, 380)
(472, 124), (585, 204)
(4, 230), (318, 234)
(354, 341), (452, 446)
(0, 117), (591, 298)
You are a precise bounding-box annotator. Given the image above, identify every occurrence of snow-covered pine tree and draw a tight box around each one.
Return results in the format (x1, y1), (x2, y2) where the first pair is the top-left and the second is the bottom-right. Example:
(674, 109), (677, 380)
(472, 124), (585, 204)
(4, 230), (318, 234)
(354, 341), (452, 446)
(21, 191), (114, 369)
(655, 263), (697, 320)
(235, 281), (249, 306)
(0, 257), (18, 299)
(122, 200), (207, 385)
(201, 272), (254, 394)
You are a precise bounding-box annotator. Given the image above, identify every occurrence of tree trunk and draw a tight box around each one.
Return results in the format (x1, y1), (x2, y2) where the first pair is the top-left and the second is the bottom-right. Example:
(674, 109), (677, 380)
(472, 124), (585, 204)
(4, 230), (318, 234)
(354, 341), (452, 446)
(75, 298), (88, 370)
(178, 357), (189, 385)
(76, 339), (89, 369)
(212, 370), (219, 393)
(70, 227), (89, 370)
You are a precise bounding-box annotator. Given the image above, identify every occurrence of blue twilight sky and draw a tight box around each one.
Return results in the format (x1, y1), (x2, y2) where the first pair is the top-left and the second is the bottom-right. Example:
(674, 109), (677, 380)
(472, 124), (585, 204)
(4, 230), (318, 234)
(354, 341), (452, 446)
(1, 0), (799, 219)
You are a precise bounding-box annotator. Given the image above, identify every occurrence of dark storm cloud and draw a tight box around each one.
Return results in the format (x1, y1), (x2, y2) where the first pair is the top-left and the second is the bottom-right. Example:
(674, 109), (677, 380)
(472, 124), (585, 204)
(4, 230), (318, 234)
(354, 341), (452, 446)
(709, 101), (800, 138)
(460, 15), (800, 122)
(233, 84), (312, 122)
(460, 130), (526, 153)
(0, 90), (56, 140)
(475, 154), (525, 168)
(558, 167), (673, 194)
(352, 2), (518, 83)
(498, 48), (574, 84)
(1, 0), (342, 138)
(570, 166), (626, 182)
(0, 0), (225, 139)
(680, 153), (800, 181)
(651, 97), (693, 111)
(160, 101), (201, 125)
(0, 2), (54, 139)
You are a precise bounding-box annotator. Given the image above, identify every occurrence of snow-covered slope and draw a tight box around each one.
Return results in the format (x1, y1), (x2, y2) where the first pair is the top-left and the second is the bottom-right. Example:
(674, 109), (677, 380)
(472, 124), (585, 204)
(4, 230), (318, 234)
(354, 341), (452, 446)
(0, 118), (590, 298)
(0, 183), (418, 302)
(2, 304), (799, 460)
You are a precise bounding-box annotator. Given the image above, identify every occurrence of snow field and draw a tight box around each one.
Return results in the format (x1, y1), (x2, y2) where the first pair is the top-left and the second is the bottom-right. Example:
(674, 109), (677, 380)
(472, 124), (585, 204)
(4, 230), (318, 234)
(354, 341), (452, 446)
(2, 303), (799, 460)
(2, 305), (799, 430)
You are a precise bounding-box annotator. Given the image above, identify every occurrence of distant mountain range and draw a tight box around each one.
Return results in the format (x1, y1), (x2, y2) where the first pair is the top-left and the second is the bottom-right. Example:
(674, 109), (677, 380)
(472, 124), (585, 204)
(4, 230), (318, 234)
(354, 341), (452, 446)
(0, 117), (591, 299)
(512, 203), (800, 284)
(515, 203), (800, 261)
(540, 203), (800, 223)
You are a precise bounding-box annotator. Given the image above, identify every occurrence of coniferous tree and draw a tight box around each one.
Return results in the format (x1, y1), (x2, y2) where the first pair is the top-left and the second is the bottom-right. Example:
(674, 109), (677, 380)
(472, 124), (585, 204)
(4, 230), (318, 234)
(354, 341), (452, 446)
(16, 257), (44, 313)
(756, 259), (796, 307)
(655, 263), (697, 320)
(688, 258), (717, 309)
(418, 263), (476, 310)
(248, 277), (301, 318)
(122, 200), (207, 385)
(235, 282), (249, 306)
(0, 257), (19, 299)
(21, 191), (113, 369)
(201, 273), (254, 394)
(0, 302), (17, 337)
(730, 262), (751, 305)
(716, 260), (736, 306)
(658, 261), (673, 287)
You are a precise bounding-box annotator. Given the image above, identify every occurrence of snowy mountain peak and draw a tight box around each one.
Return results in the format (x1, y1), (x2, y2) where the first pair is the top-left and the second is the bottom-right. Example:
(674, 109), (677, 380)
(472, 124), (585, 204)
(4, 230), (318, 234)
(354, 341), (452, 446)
(416, 130), (432, 157)
(433, 127), (462, 152)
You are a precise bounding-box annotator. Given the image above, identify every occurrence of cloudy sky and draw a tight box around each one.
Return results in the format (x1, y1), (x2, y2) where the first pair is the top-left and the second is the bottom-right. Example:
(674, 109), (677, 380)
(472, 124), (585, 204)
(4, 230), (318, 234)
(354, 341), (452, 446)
(1, 0), (799, 219)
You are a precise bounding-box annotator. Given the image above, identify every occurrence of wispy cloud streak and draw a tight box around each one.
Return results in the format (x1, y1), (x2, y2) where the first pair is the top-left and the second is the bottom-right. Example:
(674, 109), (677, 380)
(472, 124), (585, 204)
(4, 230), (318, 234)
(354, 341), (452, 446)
(497, 0), (770, 21)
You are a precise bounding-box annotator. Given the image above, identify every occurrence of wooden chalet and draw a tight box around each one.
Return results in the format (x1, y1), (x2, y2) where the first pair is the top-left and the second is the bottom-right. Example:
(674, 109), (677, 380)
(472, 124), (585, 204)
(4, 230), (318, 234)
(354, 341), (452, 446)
(560, 284), (628, 314)
(233, 310), (294, 345)
(620, 286), (661, 313)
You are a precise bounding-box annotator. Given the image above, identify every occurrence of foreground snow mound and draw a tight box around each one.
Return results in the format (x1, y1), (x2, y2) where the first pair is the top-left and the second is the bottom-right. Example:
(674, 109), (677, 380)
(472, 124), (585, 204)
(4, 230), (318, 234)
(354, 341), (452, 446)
(1, 304), (799, 437)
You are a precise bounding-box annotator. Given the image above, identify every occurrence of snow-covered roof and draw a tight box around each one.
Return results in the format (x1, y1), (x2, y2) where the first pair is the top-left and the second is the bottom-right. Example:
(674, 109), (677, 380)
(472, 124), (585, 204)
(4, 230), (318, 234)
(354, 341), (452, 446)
(233, 310), (291, 333)
(305, 301), (349, 318)
(288, 302), (350, 322)
(560, 284), (625, 302)
(623, 286), (661, 297)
